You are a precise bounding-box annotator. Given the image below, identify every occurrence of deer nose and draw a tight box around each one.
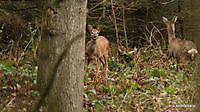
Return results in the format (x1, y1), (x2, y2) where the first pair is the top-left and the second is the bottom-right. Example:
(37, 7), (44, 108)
(92, 36), (97, 40)
(93, 33), (99, 37)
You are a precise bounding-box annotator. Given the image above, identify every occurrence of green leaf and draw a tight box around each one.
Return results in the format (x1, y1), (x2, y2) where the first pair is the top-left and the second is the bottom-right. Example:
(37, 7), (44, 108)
(150, 68), (167, 77)
(83, 93), (89, 102)
(165, 87), (176, 95)
(107, 77), (115, 81)
(85, 89), (96, 95)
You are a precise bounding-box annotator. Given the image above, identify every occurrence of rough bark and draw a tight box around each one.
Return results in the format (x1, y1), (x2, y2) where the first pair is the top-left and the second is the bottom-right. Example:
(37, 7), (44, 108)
(189, 0), (200, 111)
(38, 0), (87, 112)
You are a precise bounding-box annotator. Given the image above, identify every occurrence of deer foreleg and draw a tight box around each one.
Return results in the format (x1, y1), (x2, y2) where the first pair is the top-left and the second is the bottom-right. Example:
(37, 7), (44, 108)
(95, 57), (100, 74)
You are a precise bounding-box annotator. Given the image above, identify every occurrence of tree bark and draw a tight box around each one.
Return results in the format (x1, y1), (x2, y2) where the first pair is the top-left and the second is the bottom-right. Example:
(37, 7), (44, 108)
(37, 0), (87, 112)
(110, 0), (120, 49)
(189, 0), (200, 112)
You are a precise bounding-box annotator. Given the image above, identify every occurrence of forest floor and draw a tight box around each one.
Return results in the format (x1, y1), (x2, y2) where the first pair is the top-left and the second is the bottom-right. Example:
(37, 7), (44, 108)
(0, 45), (199, 112)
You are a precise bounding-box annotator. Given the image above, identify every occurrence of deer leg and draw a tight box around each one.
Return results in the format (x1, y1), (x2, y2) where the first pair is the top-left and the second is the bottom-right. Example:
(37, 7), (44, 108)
(103, 55), (108, 77)
(168, 53), (171, 59)
(168, 49), (172, 60)
(176, 56), (181, 70)
(105, 49), (109, 73)
(95, 57), (100, 74)
(105, 56), (108, 72)
(85, 58), (91, 72)
(99, 56), (105, 71)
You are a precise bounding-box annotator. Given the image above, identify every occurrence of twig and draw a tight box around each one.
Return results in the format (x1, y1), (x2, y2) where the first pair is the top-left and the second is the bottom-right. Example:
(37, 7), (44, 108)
(88, 0), (107, 12)
(160, 0), (176, 5)
(117, 91), (129, 111)
(151, 23), (166, 48)
(12, 6), (38, 11)
(144, 24), (153, 46)
(2, 97), (15, 112)
(121, 0), (128, 49)
(110, 0), (120, 49)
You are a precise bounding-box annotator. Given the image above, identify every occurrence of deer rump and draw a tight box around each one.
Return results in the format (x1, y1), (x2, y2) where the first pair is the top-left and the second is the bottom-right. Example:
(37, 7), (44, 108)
(169, 38), (197, 62)
(85, 36), (109, 72)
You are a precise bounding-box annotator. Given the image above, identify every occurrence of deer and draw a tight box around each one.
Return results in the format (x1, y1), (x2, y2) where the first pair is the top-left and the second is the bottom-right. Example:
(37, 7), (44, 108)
(162, 16), (198, 64)
(85, 24), (109, 75)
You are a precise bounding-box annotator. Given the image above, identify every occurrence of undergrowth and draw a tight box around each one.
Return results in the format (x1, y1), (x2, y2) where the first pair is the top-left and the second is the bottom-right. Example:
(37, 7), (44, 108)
(84, 46), (199, 112)
(0, 22), (39, 112)
(0, 40), (199, 112)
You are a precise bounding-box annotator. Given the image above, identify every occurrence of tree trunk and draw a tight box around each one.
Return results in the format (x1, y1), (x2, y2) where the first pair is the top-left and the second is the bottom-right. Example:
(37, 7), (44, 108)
(38, 0), (87, 112)
(189, 0), (200, 112)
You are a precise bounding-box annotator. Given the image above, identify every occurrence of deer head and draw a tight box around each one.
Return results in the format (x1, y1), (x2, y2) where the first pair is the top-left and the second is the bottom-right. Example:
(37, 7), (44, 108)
(162, 16), (198, 63)
(88, 24), (101, 39)
(162, 16), (177, 43)
(86, 24), (109, 75)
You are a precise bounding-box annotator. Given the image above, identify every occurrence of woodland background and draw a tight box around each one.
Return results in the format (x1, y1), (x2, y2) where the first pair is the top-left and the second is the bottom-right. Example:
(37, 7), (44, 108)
(0, 0), (200, 112)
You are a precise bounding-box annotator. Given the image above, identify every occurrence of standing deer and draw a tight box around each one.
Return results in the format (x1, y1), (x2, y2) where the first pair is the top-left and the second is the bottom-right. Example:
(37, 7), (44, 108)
(162, 16), (198, 63)
(85, 24), (109, 74)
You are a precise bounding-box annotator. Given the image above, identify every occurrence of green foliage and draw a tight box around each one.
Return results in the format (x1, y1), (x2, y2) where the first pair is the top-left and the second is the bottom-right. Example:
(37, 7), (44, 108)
(84, 46), (198, 112)
(0, 53), (38, 110)
(0, 23), (5, 34)
(165, 87), (177, 95)
(0, 18), (39, 111)
(150, 68), (167, 77)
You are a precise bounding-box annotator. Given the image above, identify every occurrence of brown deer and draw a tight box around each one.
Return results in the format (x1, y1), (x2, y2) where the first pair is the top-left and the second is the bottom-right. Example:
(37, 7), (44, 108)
(85, 24), (109, 74)
(162, 16), (198, 63)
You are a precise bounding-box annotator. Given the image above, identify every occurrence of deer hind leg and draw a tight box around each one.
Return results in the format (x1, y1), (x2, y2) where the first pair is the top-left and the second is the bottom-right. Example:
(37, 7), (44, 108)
(99, 56), (105, 69)
(104, 55), (108, 72)
(168, 48), (172, 59)
(105, 50), (109, 72)
(102, 54), (109, 77)
(99, 55), (107, 73)
(98, 55), (108, 77)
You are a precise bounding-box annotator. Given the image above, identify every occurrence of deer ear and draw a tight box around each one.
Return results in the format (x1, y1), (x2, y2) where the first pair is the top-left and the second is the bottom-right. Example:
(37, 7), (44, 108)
(172, 16), (177, 23)
(88, 24), (93, 32)
(96, 25), (101, 33)
(162, 17), (168, 23)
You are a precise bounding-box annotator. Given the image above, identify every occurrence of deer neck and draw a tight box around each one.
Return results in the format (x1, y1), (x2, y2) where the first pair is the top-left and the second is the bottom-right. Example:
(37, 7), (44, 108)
(167, 26), (176, 43)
